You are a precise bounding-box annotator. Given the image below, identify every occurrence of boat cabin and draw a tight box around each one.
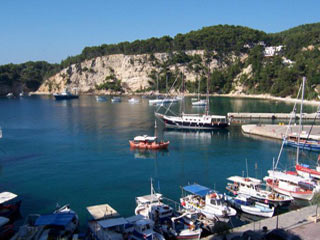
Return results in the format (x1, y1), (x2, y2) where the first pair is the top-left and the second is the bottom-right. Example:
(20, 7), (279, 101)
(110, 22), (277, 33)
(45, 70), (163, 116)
(226, 176), (262, 194)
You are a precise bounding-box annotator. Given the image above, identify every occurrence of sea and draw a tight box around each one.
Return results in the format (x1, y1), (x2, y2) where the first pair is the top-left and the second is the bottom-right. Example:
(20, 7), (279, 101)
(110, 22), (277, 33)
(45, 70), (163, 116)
(0, 95), (318, 229)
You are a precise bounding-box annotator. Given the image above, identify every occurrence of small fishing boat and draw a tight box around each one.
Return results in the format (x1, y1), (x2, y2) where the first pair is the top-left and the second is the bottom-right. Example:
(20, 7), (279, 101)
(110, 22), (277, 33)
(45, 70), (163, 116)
(54, 88), (79, 100)
(135, 180), (174, 224)
(87, 202), (165, 240)
(129, 135), (169, 150)
(128, 98), (139, 104)
(284, 132), (320, 151)
(296, 163), (320, 179)
(226, 176), (293, 207)
(111, 96), (121, 103)
(130, 218), (165, 240)
(149, 98), (178, 106)
(0, 192), (21, 219)
(180, 184), (236, 221)
(12, 204), (78, 240)
(226, 194), (274, 218)
(159, 213), (202, 240)
(6, 93), (14, 98)
(264, 170), (315, 201)
(95, 96), (107, 102)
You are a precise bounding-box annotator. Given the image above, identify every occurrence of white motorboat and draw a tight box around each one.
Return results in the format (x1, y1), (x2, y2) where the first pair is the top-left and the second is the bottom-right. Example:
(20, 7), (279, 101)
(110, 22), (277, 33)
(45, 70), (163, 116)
(111, 96), (121, 102)
(6, 93), (14, 98)
(180, 184), (236, 220)
(192, 99), (207, 107)
(128, 98), (139, 104)
(135, 180), (174, 224)
(227, 194), (274, 218)
(54, 88), (79, 100)
(95, 96), (107, 102)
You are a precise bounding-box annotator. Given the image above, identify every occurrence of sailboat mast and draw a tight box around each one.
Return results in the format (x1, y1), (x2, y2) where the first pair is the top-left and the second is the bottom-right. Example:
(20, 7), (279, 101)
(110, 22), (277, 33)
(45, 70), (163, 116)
(296, 77), (306, 164)
(205, 64), (210, 115)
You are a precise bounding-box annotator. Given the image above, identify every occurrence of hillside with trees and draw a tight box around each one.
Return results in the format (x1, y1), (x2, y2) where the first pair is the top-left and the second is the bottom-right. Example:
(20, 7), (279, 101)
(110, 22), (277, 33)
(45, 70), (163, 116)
(1, 23), (320, 99)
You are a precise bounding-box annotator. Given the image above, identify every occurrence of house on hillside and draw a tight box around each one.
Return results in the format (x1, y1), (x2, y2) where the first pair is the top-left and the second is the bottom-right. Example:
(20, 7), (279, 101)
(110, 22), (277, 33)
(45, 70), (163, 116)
(264, 45), (283, 57)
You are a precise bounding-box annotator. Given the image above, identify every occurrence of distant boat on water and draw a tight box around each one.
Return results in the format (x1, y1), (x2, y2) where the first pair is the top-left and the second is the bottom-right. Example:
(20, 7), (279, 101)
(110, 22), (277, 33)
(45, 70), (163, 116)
(6, 93), (14, 98)
(111, 96), (121, 103)
(54, 88), (79, 100)
(95, 95), (107, 102)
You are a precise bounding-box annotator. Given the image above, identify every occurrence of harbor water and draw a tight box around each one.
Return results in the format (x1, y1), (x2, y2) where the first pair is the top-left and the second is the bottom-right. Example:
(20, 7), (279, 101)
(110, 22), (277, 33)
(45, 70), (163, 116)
(0, 95), (318, 229)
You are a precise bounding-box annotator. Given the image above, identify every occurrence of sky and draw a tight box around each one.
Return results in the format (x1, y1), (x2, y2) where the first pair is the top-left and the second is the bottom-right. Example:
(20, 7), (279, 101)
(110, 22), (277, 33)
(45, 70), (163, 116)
(1, 0), (320, 65)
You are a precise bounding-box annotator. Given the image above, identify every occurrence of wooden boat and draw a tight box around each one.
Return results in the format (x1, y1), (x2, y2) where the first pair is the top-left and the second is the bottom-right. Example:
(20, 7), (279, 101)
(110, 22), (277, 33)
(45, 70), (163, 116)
(129, 135), (169, 150)
(0, 192), (21, 219)
(180, 184), (236, 220)
(226, 194), (274, 218)
(226, 176), (293, 207)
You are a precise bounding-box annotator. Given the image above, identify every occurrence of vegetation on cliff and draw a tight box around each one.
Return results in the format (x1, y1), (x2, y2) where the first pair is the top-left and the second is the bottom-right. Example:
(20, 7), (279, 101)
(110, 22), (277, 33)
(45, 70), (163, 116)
(1, 23), (320, 98)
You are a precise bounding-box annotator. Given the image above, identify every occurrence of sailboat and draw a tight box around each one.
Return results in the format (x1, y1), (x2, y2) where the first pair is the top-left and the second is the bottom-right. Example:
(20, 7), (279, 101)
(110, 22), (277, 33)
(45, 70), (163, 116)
(155, 69), (229, 130)
(264, 77), (317, 201)
(192, 77), (206, 107)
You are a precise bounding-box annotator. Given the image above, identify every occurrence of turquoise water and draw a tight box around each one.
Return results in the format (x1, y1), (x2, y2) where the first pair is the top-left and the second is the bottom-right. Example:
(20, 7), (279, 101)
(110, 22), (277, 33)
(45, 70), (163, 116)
(0, 96), (318, 228)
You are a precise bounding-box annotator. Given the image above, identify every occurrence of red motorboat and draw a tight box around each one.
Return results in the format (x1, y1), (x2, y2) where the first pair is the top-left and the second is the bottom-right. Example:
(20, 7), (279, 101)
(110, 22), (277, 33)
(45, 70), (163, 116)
(129, 135), (169, 150)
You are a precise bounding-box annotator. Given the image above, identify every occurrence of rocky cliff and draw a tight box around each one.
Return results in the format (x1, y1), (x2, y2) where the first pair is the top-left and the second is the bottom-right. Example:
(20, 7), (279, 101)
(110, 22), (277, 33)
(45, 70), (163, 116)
(37, 50), (247, 94)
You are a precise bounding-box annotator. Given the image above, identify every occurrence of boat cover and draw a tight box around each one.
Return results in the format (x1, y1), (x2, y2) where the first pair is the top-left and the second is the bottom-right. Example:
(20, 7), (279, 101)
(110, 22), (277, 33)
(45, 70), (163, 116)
(34, 213), (75, 227)
(126, 214), (145, 223)
(0, 192), (18, 204)
(134, 135), (157, 141)
(183, 184), (212, 197)
(227, 176), (261, 185)
(97, 217), (128, 229)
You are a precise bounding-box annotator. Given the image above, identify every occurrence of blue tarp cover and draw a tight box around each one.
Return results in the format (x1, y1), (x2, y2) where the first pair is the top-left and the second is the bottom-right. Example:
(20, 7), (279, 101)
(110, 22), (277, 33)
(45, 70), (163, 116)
(35, 213), (75, 227)
(183, 184), (212, 197)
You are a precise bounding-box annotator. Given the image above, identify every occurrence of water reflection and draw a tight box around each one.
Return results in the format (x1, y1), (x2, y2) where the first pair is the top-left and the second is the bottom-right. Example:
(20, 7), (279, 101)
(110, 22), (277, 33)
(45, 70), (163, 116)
(130, 148), (169, 160)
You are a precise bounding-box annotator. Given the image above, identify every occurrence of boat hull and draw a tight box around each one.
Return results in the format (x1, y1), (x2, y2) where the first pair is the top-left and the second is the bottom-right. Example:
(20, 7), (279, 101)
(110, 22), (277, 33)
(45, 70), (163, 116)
(284, 140), (320, 152)
(54, 95), (79, 100)
(129, 141), (169, 150)
(160, 116), (228, 130)
(239, 205), (274, 218)
(296, 164), (320, 179)
(265, 180), (314, 201)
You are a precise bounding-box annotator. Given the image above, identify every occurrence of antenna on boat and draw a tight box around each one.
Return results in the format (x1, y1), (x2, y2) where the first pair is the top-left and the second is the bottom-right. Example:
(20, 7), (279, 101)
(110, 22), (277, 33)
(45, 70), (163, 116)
(245, 158), (249, 178)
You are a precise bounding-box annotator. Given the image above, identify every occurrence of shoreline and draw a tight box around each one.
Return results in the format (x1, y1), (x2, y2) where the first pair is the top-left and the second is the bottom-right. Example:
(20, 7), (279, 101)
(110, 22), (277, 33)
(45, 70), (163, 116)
(32, 91), (320, 106)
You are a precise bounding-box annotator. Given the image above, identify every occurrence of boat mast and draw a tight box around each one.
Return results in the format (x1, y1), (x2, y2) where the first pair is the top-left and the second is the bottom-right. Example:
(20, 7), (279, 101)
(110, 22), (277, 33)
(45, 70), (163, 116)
(296, 76), (306, 164)
(205, 64), (210, 115)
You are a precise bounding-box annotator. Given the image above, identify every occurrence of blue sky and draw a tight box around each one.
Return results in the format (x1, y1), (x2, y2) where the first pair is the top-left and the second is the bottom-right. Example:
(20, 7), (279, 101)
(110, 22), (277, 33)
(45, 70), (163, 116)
(1, 0), (320, 65)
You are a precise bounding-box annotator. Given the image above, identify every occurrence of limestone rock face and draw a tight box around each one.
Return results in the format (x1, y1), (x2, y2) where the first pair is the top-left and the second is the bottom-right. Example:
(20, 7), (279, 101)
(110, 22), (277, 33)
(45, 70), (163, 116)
(37, 50), (242, 94)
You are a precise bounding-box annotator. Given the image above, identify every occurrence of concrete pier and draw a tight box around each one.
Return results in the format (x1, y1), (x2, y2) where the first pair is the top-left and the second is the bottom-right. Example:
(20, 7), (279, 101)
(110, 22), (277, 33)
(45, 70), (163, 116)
(241, 124), (320, 140)
(228, 112), (319, 120)
(205, 205), (319, 240)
